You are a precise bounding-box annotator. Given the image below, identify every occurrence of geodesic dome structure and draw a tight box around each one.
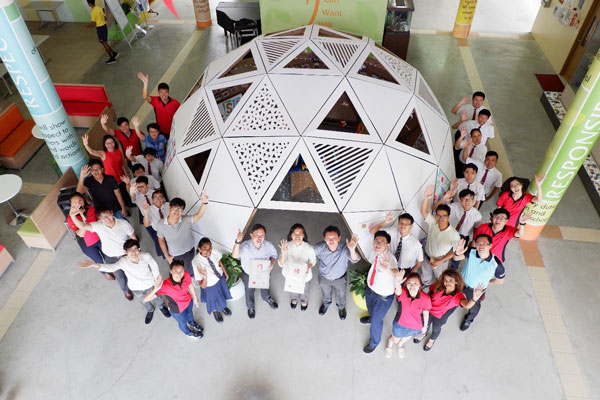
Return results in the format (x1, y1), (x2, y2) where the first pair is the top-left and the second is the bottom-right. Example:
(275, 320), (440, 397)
(163, 24), (454, 253)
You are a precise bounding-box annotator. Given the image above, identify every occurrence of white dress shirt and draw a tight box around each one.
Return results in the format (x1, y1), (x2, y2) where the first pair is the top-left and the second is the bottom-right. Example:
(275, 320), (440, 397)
(90, 219), (135, 257)
(133, 155), (164, 182)
(98, 252), (159, 291)
(132, 188), (155, 216)
(383, 227), (424, 270)
(459, 119), (495, 146)
(467, 158), (503, 197)
(456, 141), (487, 164)
(366, 250), (398, 296)
(279, 241), (317, 282)
(449, 202), (482, 237)
(192, 249), (225, 287)
(455, 104), (489, 120)
(146, 201), (170, 230)
(453, 178), (486, 203)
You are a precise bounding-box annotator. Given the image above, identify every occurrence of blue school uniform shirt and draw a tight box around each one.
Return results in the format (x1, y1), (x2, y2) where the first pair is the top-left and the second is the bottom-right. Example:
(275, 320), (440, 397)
(145, 134), (167, 162)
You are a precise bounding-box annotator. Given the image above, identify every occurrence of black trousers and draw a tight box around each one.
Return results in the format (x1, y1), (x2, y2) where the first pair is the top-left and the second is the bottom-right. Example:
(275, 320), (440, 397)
(463, 286), (484, 324)
(428, 307), (457, 340)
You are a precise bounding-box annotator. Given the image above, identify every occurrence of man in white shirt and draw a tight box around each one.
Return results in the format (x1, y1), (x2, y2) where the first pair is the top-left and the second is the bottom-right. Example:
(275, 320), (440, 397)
(451, 91), (487, 129)
(70, 206), (137, 301)
(369, 211), (423, 275)
(467, 151), (503, 205)
(452, 164), (486, 209)
(78, 239), (171, 324)
(420, 186), (460, 287)
(126, 146), (164, 182)
(455, 128), (487, 167)
(361, 231), (399, 354)
(142, 191), (170, 258)
(458, 109), (494, 146)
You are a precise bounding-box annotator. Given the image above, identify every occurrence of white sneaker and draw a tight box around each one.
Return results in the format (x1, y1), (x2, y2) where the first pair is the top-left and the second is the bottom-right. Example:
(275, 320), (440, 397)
(398, 346), (405, 359)
(385, 347), (393, 358)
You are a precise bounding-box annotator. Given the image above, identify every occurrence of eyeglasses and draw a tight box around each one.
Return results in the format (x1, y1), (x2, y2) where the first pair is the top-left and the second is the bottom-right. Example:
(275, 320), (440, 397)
(475, 242), (491, 247)
(493, 215), (508, 220)
(373, 239), (388, 246)
(171, 207), (184, 212)
(435, 214), (449, 219)
(90, 168), (102, 172)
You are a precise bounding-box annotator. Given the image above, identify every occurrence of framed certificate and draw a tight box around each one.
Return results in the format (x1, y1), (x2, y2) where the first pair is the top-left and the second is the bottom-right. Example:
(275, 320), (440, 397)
(249, 259), (270, 289)
(284, 263), (307, 294)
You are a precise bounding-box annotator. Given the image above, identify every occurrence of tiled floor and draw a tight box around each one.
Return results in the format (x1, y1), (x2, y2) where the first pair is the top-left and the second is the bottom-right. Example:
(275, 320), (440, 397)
(0, 4), (600, 399)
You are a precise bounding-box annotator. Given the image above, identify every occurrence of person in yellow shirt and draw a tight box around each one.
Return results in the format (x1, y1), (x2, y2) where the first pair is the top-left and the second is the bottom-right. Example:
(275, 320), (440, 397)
(83, 0), (119, 64)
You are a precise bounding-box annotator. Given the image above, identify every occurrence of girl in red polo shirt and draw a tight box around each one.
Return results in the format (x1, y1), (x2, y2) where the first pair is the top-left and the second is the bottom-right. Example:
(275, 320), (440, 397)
(415, 269), (483, 351)
(144, 260), (203, 338)
(496, 174), (544, 228)
(385, 272), (431, 359)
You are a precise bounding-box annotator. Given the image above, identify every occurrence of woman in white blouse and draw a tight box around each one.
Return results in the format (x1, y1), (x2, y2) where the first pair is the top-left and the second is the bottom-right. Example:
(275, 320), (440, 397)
(192, 237), (232, 323)
(278, 223), (317, 311)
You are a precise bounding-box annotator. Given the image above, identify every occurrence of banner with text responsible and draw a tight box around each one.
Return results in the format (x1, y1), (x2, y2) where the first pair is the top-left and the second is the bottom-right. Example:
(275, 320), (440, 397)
(0, 0), (87, 175)
(259, 0), (388, 42)
(524, 49), (600, 228)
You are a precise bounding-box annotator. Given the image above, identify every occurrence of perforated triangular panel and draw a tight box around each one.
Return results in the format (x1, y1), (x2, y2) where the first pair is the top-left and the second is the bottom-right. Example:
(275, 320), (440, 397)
(257, 38), (302, 70)
(311, 38), (366, 74)
(225, 136), (299, 205)
(373, 45), (417, 91)
(180, 93), (220, 152)
(226, 78), (299, 137)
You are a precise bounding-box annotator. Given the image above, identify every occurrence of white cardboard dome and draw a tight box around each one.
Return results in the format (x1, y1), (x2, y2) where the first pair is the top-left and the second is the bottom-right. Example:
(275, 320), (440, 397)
(163, 24), (455, 253)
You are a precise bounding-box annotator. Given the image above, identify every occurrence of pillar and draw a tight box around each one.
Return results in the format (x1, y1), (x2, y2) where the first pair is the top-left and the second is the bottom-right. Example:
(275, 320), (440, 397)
(0, 0), (87, 176)
(452, 0), (478, 39)
(193, 0), (211, 28)
(521, 49), (600, 240)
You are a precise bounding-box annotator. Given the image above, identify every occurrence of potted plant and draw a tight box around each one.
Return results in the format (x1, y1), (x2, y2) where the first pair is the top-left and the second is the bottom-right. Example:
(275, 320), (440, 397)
(221, 252), (244, 301)
(348, 268), (368, 311)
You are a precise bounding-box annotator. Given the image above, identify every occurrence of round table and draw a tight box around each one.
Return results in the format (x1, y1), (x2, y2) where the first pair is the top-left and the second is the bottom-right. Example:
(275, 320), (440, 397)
(0, 174), (28, 225)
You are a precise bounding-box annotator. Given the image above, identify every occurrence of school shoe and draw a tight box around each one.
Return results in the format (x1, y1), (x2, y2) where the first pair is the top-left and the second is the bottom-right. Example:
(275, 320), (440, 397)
(460, 320), (471, 331)
(187, 331), (203, 339)
(363, 344), (376, 354)
(124, 291), (134, 301)
(300, 303), (308, 312)
(267, 298), (278, 309)
(213, 311), (224, 323)
(360, 316), (371, 324)
(159, 306), (171, 318)
(105, 57), (117, 65)
(222, 307), (232, 316)
(144, 311), (154, 324)
(338, 308), (347, 320)
(318, 304), (328, 315)
(247, 308), (256, 319)
(187, 321), (204, 334)
(290, 301), (298, 309)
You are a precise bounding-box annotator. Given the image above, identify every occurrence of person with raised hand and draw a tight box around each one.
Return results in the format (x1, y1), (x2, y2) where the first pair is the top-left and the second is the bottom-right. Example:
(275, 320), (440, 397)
(144, 260), (203, 339)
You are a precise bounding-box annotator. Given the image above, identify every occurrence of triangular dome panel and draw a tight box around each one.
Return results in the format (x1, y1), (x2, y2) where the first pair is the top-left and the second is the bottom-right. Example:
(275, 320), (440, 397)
(385, 99), (437, 164)
(225, 136), (299, 205)
(343, 148), (402, 212)
(348, 47), (412, 93)
(372, 44), (417, 91)
(305, 137), (379, 210)
(210, 42), (266, 85)
(225, 78), (299, 137)
(203, 141), (254, 207)
(348, 77), (412, 144)
(269, 74), (344, 134)
(271, 44), (343, 76)
(162, 156), (203, 205)
(438, 127), (456, 182)
(179, 91), (221, 152)
(385, 146), (437, 208)
(178, 140), (220, 190)
(260, 139), (337, 212)
(257, 38), (303, 70)
(171, 87), (204, 149)
(205, 43), (252, 84)
(415, 73), (445, 118)
(415, 97), (449, 162)
(311, 38), (366, 74)
(205, 75), (262, 133)
(304, 80), (382, 143)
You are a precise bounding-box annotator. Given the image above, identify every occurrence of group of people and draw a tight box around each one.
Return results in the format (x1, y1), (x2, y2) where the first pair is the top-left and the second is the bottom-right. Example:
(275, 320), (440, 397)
(66, 86), (542, 357)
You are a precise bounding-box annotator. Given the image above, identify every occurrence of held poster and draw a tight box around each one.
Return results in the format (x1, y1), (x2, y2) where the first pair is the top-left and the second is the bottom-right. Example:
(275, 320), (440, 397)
(259, 0), (388, 43)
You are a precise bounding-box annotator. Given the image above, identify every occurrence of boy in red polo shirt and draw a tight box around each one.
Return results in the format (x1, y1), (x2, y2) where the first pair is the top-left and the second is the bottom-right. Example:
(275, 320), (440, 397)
(472, 208), (529, 262)
(137, 72), (180, 135)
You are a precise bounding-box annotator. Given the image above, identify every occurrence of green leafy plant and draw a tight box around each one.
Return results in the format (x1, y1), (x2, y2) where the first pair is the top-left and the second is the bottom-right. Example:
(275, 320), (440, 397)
(221, 252), (242, 289)
(348, 268), (369, 298)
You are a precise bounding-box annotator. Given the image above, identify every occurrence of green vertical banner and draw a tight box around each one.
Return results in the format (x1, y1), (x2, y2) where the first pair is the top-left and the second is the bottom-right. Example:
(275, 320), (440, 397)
(0, 0), (87, 176)
(522, 49), (600, 239)
(259, 0), (388, 42)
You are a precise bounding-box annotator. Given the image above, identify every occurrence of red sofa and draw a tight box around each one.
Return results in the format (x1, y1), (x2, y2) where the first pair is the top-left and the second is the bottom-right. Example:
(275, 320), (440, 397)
(0, 104), (43, 169)
(55, 84), (113, 128)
